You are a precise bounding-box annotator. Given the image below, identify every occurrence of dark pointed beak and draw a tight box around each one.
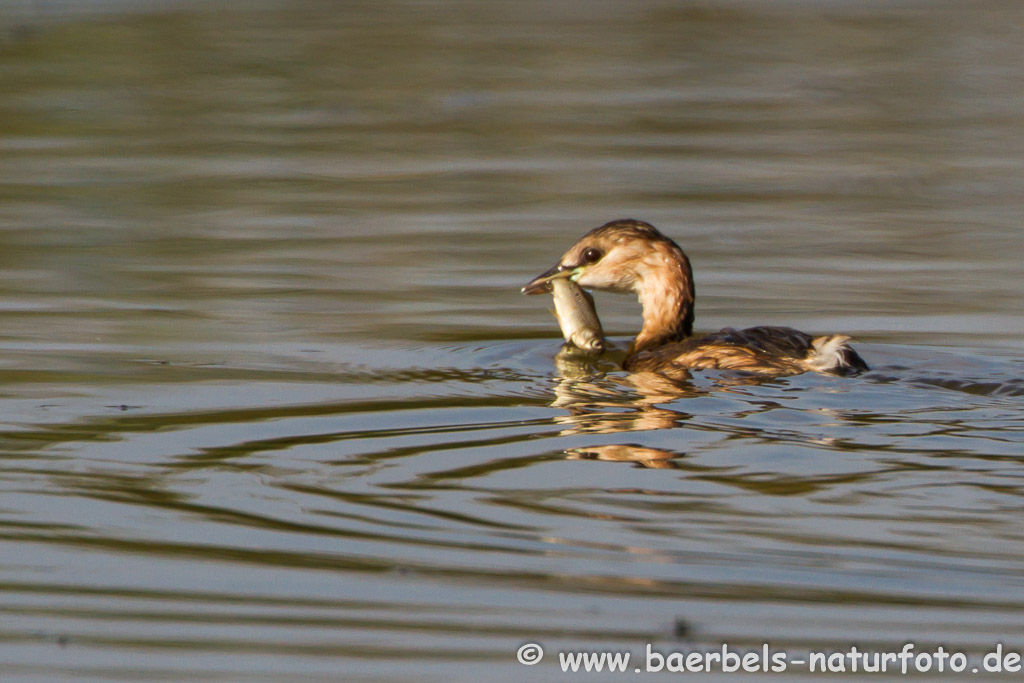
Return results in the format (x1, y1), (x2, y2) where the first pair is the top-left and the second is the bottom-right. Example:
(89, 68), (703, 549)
(521, 263), (572, 295)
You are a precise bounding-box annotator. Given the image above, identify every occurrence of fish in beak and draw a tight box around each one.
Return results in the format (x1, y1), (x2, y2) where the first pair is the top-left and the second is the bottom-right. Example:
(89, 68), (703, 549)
(549, 278), (604, 354)
(521, 263), (582, 295)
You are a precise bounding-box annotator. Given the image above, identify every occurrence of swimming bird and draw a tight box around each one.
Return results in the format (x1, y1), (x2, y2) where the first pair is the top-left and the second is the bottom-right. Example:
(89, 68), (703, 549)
(522, 219), (868, 377)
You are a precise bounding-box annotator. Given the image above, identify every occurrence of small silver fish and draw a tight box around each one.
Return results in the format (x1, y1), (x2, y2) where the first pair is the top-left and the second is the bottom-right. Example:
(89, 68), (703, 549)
(550, 278), (605, 354)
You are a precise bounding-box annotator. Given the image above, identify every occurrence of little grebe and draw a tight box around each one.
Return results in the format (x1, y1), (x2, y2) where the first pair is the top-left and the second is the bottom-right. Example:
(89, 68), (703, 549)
(522, 219), (868, 377)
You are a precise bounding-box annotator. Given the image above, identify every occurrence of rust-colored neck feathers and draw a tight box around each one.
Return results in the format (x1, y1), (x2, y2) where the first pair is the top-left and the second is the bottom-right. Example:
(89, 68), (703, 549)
(631, 240), (695, 354)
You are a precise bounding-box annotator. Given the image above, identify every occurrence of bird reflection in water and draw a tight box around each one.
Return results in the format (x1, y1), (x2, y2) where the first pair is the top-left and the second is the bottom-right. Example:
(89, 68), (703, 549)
(566, 444), (686, 469)
(548, 335), (789, 469)
(550, 349), (693, 434)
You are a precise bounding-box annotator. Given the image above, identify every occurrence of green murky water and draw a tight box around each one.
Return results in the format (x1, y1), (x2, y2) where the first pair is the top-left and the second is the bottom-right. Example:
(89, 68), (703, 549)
(1, 1), (1023, 680)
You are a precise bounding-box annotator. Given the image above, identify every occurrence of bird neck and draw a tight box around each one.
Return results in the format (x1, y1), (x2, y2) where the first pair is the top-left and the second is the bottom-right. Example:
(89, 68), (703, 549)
(631, 251), (695, 354)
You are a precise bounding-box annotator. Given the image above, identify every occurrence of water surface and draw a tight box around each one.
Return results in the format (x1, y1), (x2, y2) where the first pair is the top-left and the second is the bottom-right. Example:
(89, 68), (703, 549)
(1, 1), (1023, 680)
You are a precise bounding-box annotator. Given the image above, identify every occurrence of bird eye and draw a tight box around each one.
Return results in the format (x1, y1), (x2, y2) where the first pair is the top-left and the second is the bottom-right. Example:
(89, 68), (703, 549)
(582, 248), (602, 264)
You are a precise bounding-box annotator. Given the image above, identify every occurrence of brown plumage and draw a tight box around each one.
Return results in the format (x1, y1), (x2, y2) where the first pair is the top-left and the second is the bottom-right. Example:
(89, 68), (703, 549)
(522, 219), (868, 377)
